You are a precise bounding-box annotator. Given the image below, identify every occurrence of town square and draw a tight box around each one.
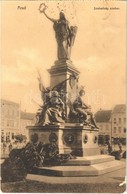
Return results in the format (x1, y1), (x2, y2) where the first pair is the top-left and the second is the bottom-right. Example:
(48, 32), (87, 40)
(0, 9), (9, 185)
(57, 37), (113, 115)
(1, 0), (126, 193)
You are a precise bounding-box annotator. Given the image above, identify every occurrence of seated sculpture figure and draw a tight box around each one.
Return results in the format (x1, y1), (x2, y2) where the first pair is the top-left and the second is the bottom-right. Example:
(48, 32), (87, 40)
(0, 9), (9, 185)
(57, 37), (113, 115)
(36, 91), (65, 125)
(72, 89), (98, 128)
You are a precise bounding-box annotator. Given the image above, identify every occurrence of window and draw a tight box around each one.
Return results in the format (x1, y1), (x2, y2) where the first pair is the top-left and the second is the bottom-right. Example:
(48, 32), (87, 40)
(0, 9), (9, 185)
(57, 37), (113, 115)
(1, 119), (4, 126)
(7, 109), (10, 116)
(14, 121), (18, 127)
(124, 118), (126, 123)
(114, 118), (116, 124)
(7, 120), (9, 126)
(119, 118), (121, 124)
(12, 133), (15, 139)
(118, 127), (121, 133)
(6, 132), (10, 142)
(10, 120), (14, 127)
(113, 127), (116, 133)
(1, 132), (4, 142)
(6, 120), (14, 127)
(2, 108), (4, 115)
(12, 110), (15, 116)
(124, 128), (126, 133)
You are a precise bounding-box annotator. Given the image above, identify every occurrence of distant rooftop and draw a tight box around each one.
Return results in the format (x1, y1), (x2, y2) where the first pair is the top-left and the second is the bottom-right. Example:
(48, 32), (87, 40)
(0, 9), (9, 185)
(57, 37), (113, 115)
(1, 99), (19, 106)
(21, 111), (35, 120)
(95, 110), (112, 123)
(112, 104), (126, 113)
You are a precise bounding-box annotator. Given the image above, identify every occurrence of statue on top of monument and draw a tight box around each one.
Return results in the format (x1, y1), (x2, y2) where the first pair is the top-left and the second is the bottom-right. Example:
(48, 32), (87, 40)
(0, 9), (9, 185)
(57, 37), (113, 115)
(39, 3), (78, 60)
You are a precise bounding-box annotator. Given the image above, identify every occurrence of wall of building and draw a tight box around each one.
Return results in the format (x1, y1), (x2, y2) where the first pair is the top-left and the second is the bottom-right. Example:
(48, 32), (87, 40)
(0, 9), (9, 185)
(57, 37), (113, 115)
(20, 118), (35, 138)
(97, 122), (111, 137)
(96, 105), (126, 139)
(1, 99), (20, 142)
(111, 112), (126, 138)
(1, 99), (35, 142)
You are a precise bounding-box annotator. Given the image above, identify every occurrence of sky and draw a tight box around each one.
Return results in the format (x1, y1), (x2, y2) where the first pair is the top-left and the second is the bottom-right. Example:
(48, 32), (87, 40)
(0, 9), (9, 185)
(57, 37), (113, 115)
(1, 0), (126, 113)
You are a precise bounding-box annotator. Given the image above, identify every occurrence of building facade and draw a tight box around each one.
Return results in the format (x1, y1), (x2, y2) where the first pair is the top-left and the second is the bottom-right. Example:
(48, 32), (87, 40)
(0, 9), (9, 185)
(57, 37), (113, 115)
(95, 110), (112, 137)
(1, 99), (20, 142)
(1, 99), (35, 142)
(20, 111), (35, 138)
(111, 104), (126, 138)
(95, 104), (126, 139)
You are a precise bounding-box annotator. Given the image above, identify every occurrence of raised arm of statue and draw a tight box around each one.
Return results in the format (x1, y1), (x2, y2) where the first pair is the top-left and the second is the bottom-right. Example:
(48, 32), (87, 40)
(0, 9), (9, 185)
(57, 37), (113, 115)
(39, 3), (78, 60)
(43, 11), (57, 23)
(39, 4), (57, 23)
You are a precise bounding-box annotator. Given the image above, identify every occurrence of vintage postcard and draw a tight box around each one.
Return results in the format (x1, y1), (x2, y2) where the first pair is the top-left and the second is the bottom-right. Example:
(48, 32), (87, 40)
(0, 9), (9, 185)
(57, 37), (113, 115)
(1, 0), (126, 193)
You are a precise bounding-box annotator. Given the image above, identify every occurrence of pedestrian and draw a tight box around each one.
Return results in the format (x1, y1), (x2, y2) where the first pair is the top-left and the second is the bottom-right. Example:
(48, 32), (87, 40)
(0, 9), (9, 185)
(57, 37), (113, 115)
(9, 143), (13, 152)
(3, 142), (7, 155)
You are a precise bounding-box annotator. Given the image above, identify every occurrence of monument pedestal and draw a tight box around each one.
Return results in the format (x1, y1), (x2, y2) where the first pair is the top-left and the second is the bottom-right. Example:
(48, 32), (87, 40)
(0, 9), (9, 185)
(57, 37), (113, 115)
(27, 124), (100, 157)
(48, 59), (79, 89)
(27, 124), (125, 177)
(27, 59), (125, 177)
(48, 60), (80, 118)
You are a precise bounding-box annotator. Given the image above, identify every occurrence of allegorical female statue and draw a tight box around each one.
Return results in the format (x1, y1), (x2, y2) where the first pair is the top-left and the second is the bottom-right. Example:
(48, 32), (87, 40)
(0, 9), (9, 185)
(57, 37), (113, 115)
(36, 90), (65, 125)
(39, 4), (78, 60)
(73, 89), (99, 128)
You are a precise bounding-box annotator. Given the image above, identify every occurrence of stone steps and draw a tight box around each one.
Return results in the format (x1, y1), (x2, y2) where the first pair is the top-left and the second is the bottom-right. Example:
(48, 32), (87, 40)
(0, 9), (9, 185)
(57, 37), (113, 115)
(31, 159), (126, 177)
(63, 155), (115, 166)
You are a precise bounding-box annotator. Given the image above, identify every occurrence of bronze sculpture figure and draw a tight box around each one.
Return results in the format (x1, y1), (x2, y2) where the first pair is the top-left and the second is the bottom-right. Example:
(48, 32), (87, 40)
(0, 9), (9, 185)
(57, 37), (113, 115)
(39, 4), (77, 60)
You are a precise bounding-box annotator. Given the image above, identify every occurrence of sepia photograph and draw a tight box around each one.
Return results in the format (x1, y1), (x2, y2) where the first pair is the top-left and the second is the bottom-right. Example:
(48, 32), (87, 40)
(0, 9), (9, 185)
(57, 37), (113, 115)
(0, 0), (126, 193)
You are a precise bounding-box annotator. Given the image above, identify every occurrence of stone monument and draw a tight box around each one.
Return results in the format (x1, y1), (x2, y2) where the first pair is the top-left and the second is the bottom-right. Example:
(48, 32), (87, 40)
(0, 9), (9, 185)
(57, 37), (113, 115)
(27, 4), (125, 176)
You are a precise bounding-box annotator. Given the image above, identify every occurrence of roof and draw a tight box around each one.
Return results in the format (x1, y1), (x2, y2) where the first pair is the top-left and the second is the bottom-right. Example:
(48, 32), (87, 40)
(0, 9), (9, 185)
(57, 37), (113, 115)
(95, 110), (112, 122)
(1, 99), (19, 106)
(21, 111), (35, 120)
(112, 104), (126, 113)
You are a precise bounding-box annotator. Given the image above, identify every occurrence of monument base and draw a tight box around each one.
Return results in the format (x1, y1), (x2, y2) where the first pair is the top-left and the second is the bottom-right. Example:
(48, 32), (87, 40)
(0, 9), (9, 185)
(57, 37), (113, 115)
(27, 124), (125, 177)
(30, 156), (125, 177)
(27, 123), (100, 157)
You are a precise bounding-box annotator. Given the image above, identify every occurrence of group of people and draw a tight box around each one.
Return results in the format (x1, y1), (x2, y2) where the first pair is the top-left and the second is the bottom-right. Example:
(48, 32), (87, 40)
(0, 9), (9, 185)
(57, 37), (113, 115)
(1, 140), (27, 157)
(1, 142), (13, 156)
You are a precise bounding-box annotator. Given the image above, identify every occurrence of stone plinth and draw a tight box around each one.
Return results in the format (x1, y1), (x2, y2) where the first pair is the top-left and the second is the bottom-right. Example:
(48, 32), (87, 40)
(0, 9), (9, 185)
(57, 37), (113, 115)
(31, 159), (125, 177)
(27, 124), (126, 177)
(48, 60), (80, 118)
(48, 60), (79, 88)
(27, 123), (100, 157)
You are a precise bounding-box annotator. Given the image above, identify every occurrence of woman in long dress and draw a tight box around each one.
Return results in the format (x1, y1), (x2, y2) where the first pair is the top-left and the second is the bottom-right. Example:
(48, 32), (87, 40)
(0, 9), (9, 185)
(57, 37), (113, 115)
(39, 5), (77, 60)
